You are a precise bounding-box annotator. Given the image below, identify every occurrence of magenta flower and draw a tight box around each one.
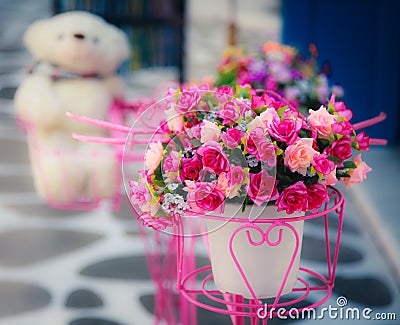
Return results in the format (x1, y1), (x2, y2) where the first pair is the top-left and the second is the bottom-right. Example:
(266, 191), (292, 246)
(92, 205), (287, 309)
(325, 137), (353, 162)
(355, 131), (370, 151)
(307, 183), (329, 211)
(175, 89), (201, 113)
(197, 141), (230, 174)
(276, 181), (308, 214)
(312, 154), (335, 175)
(180, 155), (203, 181)
(218, 101), (240, 125)
(186, 182), (225, 212)
(214, 86), (233, 102)
(268, 117), (301, 145)
(246, 170), (277, 206)
(332, 120), (354, 137)
(221, 127), (244, 148)
(251, 93), (281, 110)
(330, 94), (353, 121)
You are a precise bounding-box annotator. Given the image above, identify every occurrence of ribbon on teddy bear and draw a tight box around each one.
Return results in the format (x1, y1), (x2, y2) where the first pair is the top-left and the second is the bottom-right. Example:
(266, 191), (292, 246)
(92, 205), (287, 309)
(27, 61), (101, 81)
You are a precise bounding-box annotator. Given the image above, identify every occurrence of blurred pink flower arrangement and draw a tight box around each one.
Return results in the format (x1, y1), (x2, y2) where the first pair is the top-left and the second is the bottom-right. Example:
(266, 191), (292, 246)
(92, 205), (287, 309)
(214, 42), (344, 115)
(128, 83), (384, 230)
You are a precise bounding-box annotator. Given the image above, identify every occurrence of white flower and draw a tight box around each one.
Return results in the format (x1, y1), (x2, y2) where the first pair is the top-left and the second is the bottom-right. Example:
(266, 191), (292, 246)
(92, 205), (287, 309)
(200, 120), (221, 143)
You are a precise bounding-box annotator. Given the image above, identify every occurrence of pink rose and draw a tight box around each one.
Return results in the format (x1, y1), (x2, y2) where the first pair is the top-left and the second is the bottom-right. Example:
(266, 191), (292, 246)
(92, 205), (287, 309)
(200, 120), (221, 143)
(218, 101), (239, 125)
(197, 141), (230, 174)
(227, 166), (245, 186)
(355, 131), (370, 151)
(307, 106), (337, 139)
(258, 141), (277, 167)
(233, 97), (253, 118)
(251, 93), (281, 110)
(325, 169), (338, 186)
(246, 170), (277, 206)
(259, 107), (280, 125)
(343, 155), (372, 188)
(276, 181), (308, 214)
(332, 120), (354, 137)
(163, 151), (180, 172)
(268, 117), (301, 145)
(329, 94), (353, 121)
(246, 128), (276, 166)
(284, 138), (317, 175)
(145, 140), (164, 174)
(165, 107), (184, 132)
(189, 122), (203, 139)
(129, 180), (151, 207)
(186, 182), (225, 212)
(307, 183), (329, 211)
(326, 137), (353, 162)
(175, 89), (201, 113)
(217, 172), (230, 197)
(180, 155), (203, 181)
(214, 86), (233, 102)
(246, 127), (266, 156)
(247, 116), (266, 131)
(312, 154), (335, 175)
(221, 128), (244, 148)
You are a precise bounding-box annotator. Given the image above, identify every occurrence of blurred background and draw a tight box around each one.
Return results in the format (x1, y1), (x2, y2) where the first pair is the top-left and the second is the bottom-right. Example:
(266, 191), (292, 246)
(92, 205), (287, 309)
(0, 0), (399, 324)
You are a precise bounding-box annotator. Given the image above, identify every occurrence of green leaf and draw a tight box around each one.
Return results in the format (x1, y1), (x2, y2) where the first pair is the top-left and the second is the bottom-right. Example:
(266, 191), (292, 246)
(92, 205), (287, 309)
(190, 138), (202, 147)
(299, 128), (312, 138)
(343, 161), (357, 169)
(327, 155), (341, 164)
(317, 138), (331, 151)
(172, 134), (184, 151)
(276, 105), (288, 117)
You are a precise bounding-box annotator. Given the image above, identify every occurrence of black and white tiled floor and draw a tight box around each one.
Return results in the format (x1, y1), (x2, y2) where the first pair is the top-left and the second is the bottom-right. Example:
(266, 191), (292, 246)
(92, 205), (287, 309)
(0, 1), (399, 324)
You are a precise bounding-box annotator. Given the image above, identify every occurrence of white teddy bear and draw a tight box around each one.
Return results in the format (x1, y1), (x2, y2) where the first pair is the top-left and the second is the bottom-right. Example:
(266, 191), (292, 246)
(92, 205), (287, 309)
(14, 11), (130, 205)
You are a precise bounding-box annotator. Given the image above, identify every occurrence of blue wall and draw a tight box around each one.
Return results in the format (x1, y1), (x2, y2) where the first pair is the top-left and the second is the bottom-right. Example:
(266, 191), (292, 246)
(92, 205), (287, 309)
(282, 0), (400, 144)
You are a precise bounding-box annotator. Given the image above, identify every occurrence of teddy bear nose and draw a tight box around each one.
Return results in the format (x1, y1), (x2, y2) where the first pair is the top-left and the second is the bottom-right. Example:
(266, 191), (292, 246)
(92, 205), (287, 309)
(73, 33), (85, 40)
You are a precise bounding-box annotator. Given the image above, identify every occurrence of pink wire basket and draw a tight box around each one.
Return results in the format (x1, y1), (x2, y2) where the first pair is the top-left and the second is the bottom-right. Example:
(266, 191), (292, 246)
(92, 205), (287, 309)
(17, 99), (155, 211)
(175, 186), (345, 324)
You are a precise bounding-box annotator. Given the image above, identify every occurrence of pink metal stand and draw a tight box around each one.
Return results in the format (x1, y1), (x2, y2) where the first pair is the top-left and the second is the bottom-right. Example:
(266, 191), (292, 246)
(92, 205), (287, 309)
(67, 107), (386, 325)
(176, 187), (345, 324)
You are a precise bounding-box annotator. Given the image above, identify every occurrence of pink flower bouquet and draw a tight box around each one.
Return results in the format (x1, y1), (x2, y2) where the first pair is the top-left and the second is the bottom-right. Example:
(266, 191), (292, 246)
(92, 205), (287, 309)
(215, 42), (344, 115)
(128, 84), (384, 230)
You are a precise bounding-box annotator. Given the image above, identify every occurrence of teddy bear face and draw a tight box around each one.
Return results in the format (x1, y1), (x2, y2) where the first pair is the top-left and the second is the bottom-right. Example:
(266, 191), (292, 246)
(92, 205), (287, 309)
(24, 11), (130, 76)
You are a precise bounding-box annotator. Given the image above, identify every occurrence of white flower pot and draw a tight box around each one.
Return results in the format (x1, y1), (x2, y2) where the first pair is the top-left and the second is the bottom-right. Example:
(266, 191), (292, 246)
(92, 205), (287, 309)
(205, 204), (304, 299)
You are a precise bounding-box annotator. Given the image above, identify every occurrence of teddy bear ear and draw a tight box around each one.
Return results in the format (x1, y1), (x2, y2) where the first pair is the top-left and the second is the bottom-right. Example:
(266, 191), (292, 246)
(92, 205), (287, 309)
(23, 18), (50, 58)
(107, 26), (131, 65)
